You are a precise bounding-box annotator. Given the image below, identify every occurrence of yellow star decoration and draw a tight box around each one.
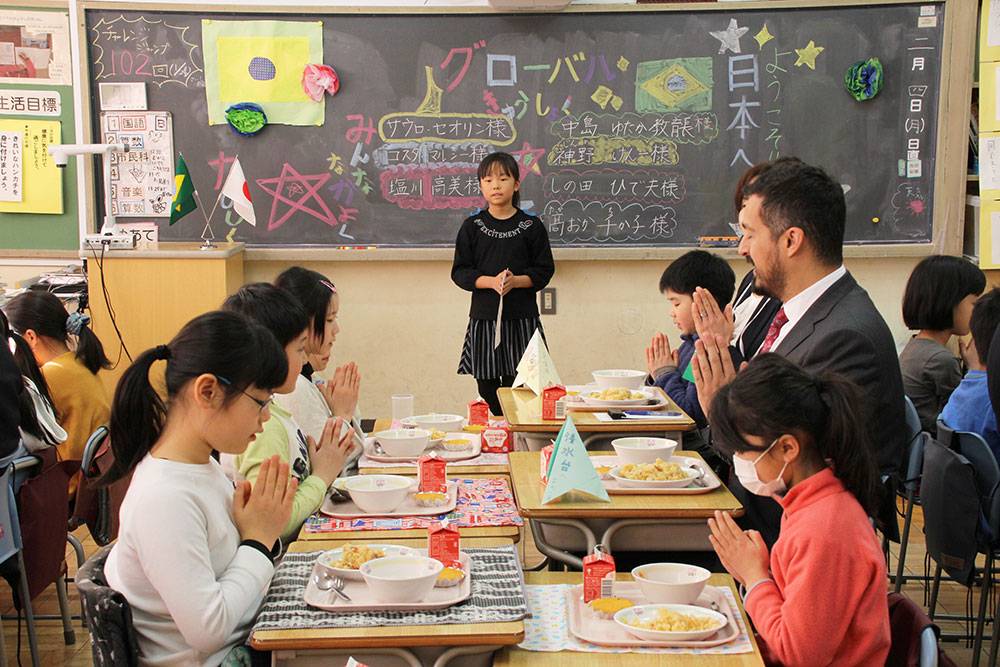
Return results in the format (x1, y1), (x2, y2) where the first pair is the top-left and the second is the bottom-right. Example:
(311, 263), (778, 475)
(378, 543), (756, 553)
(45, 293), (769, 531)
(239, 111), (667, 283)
(794, 40), (824, 69)
(755, 24), (774, 50)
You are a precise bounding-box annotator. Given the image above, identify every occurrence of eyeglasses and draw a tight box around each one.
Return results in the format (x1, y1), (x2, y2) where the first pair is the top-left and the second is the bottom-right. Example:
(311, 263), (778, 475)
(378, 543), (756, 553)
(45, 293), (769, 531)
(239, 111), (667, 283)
(215, 375), (273, 414)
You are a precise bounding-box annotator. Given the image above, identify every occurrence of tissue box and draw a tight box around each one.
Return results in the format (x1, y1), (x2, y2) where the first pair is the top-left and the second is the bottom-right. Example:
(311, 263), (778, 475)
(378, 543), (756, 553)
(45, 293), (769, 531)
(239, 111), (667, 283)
(481, 421), (511, 453)
(540, 443), (554, 485)
(583, 550), (616, 603)
(418, 454), (447, 493)
(542, 384), (567, 420)
(468, 399), (490, 426)
(428, 520), (460, 568)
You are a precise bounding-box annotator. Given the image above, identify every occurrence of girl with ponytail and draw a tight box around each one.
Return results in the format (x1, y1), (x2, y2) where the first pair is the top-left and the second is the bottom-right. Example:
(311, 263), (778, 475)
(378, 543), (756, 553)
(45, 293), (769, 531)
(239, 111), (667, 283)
(5, 292), (110, 490)
(100, 310), (297, 666)
(707, 353), (889, 667)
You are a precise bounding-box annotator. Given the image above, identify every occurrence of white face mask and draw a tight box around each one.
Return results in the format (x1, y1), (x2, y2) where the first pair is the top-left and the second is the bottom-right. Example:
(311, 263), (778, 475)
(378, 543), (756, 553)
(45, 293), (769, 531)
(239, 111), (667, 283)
(733, 438), (788, 497)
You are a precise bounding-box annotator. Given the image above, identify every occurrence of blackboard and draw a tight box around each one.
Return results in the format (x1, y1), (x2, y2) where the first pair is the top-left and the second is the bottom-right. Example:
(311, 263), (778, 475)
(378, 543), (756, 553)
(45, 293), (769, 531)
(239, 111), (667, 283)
(83, 3), (945, 247)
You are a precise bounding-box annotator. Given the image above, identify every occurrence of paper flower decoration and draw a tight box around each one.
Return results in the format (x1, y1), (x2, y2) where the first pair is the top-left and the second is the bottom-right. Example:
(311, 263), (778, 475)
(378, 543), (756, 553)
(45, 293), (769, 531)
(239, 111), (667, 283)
(302, 64), (340, 103)
(225, 103), (267, 137)
(845, 58), (884, 101)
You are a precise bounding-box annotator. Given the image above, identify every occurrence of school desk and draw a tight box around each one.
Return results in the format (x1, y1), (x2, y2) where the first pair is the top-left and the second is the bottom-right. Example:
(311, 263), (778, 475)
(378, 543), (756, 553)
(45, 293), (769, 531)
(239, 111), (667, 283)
(493, 571), (764, 666)
(358, 418), (511, 477)
(497, 387), (697, 450)
(508, 451), (743, 569)
(252, 537), (524, 666)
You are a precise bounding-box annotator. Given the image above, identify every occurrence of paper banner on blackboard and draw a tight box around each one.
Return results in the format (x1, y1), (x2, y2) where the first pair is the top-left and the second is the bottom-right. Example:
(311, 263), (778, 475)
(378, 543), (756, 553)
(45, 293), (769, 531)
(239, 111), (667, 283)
(202, 20), (323, 127)
(0, 119), (61, 214)
(0, 130), (22, 202)
(981, 133), (1000, 201)
(0, 9), (71, 85)
(101, 111), (174, 217)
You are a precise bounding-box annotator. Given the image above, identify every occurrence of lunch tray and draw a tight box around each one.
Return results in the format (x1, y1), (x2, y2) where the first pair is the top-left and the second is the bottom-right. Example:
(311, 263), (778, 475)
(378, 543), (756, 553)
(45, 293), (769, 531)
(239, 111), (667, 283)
(590, 455), (722, 495)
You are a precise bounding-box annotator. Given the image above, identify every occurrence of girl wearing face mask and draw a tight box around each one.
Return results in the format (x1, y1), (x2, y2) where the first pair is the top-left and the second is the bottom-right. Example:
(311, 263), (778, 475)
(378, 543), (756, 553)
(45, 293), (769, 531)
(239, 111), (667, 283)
(707, 354), (889, 667)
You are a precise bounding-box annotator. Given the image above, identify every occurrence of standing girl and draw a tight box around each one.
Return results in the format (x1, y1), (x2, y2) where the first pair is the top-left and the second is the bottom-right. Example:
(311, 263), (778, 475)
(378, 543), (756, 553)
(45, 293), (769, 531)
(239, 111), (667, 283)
(5, 292), (110, 486)
(98, 311), (297, 665)
(274, 266), (365, 465)
(707, 354), (890, 666)
(452, 152), (555, 415)
(899, 254), (985, 432)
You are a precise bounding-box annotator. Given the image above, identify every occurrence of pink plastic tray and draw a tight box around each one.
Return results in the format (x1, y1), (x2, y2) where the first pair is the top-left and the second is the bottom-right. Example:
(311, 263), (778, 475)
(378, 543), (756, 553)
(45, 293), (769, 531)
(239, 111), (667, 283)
(363, 437), (481, 463)
(319, 480), (458, 518)
(590, 455), (722, 495)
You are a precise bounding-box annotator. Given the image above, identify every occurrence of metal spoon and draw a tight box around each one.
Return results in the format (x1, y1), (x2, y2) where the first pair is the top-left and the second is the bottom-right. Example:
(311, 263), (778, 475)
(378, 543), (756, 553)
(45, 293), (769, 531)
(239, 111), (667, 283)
(373, 440), (386, 456)
(330, 575), (351, 601)
(687, 466), (709, 488)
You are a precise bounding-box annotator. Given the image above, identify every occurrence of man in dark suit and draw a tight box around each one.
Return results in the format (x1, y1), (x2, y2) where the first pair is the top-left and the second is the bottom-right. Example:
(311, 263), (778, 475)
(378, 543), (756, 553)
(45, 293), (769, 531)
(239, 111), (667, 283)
(692, 160), (905, 545)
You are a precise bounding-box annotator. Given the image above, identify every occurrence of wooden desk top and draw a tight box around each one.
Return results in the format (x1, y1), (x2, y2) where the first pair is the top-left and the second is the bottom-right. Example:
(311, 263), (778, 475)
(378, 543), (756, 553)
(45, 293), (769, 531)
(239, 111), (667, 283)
(508, 451), (743, 519)
(288, 536), (515, 552)
(251, 537), (524, 651)
(298, 524), (522, 543)
(498, 387), (696, 433)
(362, 418), (510, 476)
(493, 572), (763, 666)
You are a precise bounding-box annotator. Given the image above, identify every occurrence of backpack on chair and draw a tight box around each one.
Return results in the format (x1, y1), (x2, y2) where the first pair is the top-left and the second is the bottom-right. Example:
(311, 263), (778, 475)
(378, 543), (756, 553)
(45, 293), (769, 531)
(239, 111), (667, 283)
(72, 426), (132, 546)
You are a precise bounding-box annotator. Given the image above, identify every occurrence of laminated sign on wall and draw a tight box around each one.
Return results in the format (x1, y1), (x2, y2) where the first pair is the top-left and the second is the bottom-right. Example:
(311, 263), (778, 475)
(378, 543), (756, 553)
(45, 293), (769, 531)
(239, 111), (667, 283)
(0, 118), (61, 214)
(101, 110), (174, 217)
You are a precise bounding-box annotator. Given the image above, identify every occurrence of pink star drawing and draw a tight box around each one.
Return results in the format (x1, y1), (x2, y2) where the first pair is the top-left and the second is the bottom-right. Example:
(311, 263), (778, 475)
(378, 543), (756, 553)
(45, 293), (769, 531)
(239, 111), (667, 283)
(510, 141), (546, 180)
(255, 163), (336, 231)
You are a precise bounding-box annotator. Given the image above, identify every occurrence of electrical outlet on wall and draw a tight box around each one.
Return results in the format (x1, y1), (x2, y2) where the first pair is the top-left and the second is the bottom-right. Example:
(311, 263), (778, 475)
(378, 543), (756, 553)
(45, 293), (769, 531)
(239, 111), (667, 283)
(540, 287), (556, 315)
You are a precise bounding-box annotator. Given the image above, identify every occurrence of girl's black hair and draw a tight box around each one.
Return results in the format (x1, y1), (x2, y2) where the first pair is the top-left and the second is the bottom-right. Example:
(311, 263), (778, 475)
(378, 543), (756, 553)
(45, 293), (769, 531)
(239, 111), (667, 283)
(477, 151), (521, 208)
(274, 266), (336, 339)
(0, 309), (56, 441)
(902, 255), (986, 331)
(221, 282), (310, 347)
(97, 310), (287, 486)
(709, 353), (881, 517)
(4, 291), (111, 374)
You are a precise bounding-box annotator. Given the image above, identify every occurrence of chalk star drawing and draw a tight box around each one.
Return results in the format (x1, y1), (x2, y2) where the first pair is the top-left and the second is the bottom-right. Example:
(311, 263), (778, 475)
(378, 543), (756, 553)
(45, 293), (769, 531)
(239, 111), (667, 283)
(794, 41), (824, 69)
(710, 19), (749, 55)
(754, 24), (774, 50)
(256, 163), (336, 231)
(510, 141), (546, 180)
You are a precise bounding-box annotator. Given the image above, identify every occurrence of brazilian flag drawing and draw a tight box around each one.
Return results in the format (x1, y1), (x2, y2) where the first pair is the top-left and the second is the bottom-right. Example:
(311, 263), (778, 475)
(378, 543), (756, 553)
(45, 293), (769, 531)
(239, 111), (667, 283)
(170, 154), (197, 225)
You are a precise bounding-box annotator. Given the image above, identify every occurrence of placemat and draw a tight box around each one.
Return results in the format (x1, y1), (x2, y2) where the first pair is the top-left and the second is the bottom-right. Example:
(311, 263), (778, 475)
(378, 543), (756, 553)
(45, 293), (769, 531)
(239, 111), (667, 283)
(251, 545), (528, 632)
(304, 477), (523, 532)
(359, 451), (510, 468)
(518, 584), (754, 655)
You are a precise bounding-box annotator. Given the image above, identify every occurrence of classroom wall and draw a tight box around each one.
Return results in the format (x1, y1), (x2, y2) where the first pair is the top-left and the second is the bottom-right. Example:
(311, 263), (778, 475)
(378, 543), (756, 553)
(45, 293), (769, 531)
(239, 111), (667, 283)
(244, 255), (925, 418)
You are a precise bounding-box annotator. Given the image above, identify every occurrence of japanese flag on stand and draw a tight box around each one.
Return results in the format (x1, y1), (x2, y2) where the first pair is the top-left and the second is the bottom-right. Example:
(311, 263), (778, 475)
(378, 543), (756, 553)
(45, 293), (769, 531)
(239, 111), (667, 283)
(220, 158), (256, 226)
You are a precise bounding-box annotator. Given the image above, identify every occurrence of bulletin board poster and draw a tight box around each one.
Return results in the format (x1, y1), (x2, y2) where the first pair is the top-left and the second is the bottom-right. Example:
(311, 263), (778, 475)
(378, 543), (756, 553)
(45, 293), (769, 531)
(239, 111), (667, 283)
(980, 199), (1000, 270)
(0, 118), (60, 214)
(100, 110), (174, 217)
(0, 9), (70, 86)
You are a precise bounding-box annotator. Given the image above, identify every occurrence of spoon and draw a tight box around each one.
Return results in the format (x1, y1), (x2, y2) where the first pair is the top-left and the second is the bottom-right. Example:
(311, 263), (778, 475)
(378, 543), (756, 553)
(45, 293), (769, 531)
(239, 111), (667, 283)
(313, 571), (352, 601)
(687, 466), (709, 488)
(373, 440), (386, 456)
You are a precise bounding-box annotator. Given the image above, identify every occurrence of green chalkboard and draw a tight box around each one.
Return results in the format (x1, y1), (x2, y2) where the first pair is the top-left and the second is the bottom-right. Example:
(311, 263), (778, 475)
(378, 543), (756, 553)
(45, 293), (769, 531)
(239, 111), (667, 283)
(83, 3), (945, 247)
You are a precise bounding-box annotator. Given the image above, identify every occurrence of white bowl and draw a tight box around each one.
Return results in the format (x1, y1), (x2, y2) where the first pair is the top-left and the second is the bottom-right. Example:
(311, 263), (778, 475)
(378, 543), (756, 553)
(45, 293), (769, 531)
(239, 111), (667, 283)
(411, 414), (465, 432)
(374, 429), (430, 457)
(632, 562), (711, 604)
(342, 474), (413, 513)
(592, 369), (647, 391)
(360, 555), (444, 603)
(612, 437), (678, 465)
(317, 543), (418, 581)
(609, 465), (698, 489)
(614, 603), (726, 642)
(439, 432), (477, 451)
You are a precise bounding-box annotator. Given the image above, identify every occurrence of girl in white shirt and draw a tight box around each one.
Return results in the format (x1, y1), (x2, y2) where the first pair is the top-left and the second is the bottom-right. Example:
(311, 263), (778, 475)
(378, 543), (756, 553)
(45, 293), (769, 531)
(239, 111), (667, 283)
(98, 310), (297, 666)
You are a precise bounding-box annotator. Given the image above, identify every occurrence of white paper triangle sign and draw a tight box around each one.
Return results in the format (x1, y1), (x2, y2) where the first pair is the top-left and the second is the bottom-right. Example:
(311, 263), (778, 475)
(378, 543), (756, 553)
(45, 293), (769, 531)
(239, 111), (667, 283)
(541, 417), (610, 504)
(512, 329), (561, 395)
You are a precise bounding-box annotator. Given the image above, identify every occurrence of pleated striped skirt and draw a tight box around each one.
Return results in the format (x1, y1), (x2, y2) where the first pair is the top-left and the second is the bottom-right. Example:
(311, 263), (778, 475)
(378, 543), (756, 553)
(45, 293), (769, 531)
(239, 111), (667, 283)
(457, 317), (545, 379)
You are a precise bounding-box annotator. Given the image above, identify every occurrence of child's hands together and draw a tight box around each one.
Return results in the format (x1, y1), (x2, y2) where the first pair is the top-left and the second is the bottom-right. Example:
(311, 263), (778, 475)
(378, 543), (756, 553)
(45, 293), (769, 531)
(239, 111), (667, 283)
(645, 333), (677, 378)
(233, 455), (297, 548)
(307, 417), (355, 485)
(320, 362), (360, 420)
(708, 510), (770, 588)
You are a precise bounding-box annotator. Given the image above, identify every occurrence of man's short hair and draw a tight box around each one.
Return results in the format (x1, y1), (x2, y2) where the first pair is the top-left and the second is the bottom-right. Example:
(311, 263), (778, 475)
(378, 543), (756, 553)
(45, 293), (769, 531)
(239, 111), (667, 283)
(971, 288), (1000, 358)
(742, 160), (846, 267)
(659, 249), (736, 307)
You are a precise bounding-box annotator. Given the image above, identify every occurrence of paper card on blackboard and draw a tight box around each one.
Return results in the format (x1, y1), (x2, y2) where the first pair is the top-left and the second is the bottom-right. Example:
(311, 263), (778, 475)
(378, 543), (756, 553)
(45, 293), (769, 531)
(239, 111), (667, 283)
(99, 82), (147, 111)
(989, 0), (1000, 47)
(0, 130), (22, 203)
(0, 9), (71, 85)
(0, 119), (61, 214)
(981, 136), (1000, 192)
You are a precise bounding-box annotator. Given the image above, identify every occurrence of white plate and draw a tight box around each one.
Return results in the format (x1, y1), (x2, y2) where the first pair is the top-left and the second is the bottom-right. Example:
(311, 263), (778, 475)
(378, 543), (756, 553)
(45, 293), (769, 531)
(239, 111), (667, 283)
(614, 603), (728, 642)
(609, 464), (700, 489)
(316, 544), (420, 581)
(320, 480), (459, 518)
(579, 387), (657, 408)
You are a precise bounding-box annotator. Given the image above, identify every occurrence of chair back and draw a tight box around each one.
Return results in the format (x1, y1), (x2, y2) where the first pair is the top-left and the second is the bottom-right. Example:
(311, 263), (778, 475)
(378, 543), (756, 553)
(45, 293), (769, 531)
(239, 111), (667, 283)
(900, 397), (925, 492)
(954, 431), (1000, 537)
(886, 592), (941, 667)
(76, 543), (139, 667)
(936, 419), (954, 449)
(0, 464), (22, 561)
(73, 425), (131, 546)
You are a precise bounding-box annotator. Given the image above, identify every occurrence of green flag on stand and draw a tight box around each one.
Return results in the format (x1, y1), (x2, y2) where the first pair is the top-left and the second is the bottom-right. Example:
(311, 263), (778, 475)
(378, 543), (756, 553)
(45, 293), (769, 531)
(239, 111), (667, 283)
(169, 154), (197, 225)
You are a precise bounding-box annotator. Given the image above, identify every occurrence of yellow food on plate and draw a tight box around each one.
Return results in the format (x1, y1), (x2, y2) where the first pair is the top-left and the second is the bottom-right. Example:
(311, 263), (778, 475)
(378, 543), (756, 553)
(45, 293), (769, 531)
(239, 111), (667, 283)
(619, 458), (691, 482)
(330, 543), (385, 569)
(429, 428), (447, 440)
(442, 438), (471, 451)
(413, 491), (449, 507)
(589, 387), (645, 401)
(623, 607), (722, 632)
(588, 597), (635, 618)
(462, 424), (485, 432)
(436, 566), (467, 587)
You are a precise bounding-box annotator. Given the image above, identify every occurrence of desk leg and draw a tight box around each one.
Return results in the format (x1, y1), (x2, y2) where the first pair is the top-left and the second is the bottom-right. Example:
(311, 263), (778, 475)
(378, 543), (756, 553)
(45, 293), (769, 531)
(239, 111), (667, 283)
(432, 645), (502, 667)
(528, 518), (595, 569)
(272, 647), (422, 667)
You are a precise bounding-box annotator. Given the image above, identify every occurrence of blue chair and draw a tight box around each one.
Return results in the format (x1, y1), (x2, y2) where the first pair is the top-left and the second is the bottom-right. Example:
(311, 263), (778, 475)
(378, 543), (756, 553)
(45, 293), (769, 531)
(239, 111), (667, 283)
(891, 396), (927, 594)
(0, 462), (40, 667)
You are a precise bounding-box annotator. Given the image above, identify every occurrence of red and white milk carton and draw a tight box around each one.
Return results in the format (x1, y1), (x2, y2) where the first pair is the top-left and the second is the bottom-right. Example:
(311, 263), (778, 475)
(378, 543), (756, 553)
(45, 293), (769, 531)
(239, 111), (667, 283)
(418, 453), (447, 493)
(540, 443), (555, 485)
(583, 547), (616, 603)
(468, 398), (490, 426)
(428, 519), (461, 568)
(481, 420), (512, 453)
(542, 384), (567, 421)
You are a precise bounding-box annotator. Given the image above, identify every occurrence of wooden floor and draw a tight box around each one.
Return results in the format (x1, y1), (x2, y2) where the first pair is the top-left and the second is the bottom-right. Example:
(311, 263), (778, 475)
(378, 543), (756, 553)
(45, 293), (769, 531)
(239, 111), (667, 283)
(3, 500), (996, 666)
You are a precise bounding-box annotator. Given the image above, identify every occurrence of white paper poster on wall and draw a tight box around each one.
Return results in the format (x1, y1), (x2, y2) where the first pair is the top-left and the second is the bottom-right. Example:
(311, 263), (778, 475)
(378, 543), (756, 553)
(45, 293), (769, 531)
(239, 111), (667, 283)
(0, 10), (71, 85)
(100, 111), (174, 217)
(0, 130), (22, 202)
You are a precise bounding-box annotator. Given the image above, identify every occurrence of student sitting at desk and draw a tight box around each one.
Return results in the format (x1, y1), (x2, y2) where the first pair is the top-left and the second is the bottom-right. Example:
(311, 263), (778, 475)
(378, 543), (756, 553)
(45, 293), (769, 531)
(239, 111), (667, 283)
(221, 283), (354, 543)
(708, 354), (890, 666)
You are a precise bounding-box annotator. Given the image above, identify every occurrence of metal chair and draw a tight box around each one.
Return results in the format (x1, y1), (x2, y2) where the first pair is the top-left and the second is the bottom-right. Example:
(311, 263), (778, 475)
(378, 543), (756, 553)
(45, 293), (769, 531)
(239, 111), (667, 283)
(887, 592), (941, 667)
(76, 543), (139, 666)
(0, 462), (39, 666)
(891, 396), (927, 593)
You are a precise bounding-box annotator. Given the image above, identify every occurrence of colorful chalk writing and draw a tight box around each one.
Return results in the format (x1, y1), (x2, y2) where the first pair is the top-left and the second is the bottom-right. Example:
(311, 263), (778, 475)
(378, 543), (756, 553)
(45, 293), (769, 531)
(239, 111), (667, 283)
(90, 15), (203, 87)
